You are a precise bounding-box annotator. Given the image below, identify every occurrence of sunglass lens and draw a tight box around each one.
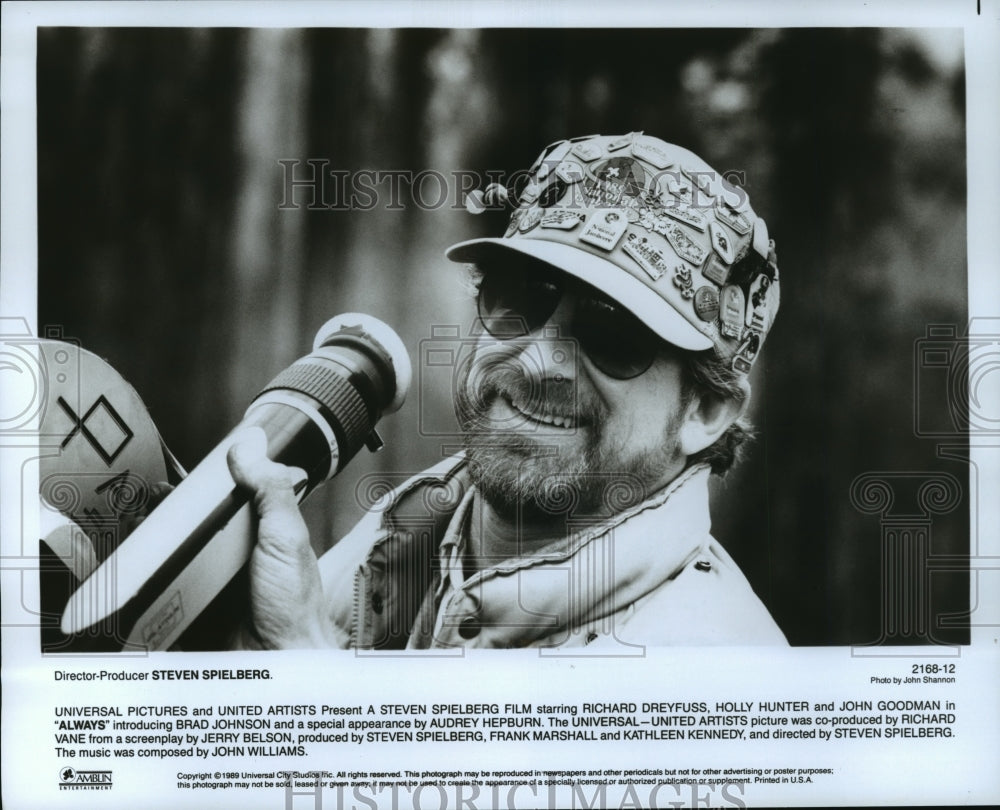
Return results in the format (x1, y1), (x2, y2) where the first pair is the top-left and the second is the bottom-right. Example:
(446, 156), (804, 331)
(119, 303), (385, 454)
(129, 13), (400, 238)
(478, 266), (659, 380)
(477, 269), (561, 339)
(574, 296), (657, 380)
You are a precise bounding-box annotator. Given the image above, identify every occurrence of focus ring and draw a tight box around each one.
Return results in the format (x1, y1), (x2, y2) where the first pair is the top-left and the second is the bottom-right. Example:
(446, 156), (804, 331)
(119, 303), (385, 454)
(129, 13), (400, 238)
(257, 361), (370, 457)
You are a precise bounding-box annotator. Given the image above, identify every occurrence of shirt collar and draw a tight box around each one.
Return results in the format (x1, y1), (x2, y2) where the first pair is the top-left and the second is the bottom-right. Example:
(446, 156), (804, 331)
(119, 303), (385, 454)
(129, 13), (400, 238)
(429, 463), (714, 646)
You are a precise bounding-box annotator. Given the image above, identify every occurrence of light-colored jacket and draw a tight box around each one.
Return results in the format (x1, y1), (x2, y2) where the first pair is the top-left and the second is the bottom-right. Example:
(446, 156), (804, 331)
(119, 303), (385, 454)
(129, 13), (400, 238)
(318, 456), (787, 648)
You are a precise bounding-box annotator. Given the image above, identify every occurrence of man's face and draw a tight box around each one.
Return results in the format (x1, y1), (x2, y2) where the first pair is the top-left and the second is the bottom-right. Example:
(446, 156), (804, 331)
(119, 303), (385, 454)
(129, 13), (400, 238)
(458, 266), (692, 523)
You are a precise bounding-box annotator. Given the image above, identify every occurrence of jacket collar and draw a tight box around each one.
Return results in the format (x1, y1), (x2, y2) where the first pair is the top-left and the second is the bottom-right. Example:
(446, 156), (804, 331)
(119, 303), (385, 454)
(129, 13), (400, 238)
(379, 458), (714, 647)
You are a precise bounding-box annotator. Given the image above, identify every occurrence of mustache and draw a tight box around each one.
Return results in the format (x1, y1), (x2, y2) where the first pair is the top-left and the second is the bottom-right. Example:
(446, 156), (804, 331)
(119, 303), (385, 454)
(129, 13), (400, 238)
(456, 351), (600, 428)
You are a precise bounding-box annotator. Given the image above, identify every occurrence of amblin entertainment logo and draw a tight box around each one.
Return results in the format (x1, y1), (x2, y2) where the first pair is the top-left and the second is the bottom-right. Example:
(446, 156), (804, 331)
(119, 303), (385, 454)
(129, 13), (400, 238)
(59, 766), (113, 790)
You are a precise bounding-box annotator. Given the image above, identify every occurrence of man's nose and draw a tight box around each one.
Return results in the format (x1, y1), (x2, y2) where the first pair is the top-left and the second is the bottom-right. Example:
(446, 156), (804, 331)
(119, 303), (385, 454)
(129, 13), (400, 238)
(516, 297), (579, 383)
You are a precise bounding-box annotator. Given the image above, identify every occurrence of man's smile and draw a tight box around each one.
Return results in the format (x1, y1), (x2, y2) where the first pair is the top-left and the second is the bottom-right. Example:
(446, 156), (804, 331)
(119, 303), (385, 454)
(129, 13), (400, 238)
(500, 392), (578, 429)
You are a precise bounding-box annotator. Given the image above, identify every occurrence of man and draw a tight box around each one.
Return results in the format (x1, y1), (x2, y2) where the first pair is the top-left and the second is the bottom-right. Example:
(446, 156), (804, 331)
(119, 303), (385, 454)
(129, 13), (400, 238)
(230, 133), (786, 649)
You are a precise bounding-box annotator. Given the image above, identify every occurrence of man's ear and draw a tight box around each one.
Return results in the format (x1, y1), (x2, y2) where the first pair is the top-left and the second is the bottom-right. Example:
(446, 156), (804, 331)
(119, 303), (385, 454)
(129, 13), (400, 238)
(678, 391), (747, 458)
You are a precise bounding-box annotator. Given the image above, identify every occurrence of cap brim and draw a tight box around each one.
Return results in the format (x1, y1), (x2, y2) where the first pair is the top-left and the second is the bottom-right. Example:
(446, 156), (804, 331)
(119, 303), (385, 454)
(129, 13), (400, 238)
(446, 237), (713, 352)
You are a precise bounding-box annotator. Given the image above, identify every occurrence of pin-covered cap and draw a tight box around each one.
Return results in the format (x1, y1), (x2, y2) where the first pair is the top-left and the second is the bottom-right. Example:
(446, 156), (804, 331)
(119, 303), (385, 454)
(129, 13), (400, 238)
(446, 133), (780, 374)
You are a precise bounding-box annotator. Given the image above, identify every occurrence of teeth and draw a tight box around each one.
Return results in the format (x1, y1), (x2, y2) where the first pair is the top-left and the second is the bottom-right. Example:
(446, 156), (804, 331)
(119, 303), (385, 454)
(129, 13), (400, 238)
(506, 395), (575, 428)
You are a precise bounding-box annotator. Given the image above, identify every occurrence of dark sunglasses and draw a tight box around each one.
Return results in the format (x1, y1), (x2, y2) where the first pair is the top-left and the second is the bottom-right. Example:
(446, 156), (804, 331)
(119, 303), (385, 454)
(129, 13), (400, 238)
(476, 263), (660, 380)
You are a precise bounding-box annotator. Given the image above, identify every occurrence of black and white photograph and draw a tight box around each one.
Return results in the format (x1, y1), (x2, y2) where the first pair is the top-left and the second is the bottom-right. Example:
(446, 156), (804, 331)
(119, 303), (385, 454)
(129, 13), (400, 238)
(2, 2), (998, 808)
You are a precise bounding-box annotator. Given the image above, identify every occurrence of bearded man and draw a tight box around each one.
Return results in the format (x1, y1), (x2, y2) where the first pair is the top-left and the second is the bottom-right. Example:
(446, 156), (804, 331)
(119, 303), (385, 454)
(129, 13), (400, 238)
(229, 133), (786, 649)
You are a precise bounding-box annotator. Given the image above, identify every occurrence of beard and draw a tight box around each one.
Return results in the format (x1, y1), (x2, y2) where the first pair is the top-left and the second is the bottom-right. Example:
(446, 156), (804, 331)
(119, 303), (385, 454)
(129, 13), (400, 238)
(456, 349), (683, 523)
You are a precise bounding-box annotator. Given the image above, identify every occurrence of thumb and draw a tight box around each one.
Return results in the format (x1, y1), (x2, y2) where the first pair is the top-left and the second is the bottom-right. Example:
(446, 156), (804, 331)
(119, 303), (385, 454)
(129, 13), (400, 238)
(227, 427), (337, 648)
(227, 426), (310, 555)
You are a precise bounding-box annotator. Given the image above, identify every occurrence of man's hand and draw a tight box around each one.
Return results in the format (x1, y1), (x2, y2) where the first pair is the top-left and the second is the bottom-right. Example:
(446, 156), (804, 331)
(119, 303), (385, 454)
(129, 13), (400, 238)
(227, 427), (347, 649)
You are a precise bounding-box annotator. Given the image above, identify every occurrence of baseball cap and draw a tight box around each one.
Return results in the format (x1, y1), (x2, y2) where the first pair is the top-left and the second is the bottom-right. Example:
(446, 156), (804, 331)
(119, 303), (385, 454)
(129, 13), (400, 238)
(445, 133), (780, 374)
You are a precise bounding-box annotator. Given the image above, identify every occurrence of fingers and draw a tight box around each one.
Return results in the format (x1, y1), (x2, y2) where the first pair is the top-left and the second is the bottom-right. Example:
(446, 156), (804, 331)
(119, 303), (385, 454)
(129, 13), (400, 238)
(227, 427), (308, 505)
(226, 427), (310, 551)
(226, 427), (334, 649)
